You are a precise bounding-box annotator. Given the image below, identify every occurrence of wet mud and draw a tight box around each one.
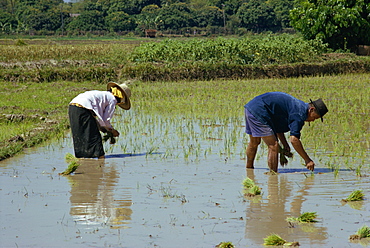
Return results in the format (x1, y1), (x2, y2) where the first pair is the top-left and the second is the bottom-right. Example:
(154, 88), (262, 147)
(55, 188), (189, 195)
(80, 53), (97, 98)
(1, 116), (369, 247)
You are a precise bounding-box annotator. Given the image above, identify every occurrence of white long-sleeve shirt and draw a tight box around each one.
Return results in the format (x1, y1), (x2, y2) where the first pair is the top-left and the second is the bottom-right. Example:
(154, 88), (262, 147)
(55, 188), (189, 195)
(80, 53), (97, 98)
(70, 90), (117, 129)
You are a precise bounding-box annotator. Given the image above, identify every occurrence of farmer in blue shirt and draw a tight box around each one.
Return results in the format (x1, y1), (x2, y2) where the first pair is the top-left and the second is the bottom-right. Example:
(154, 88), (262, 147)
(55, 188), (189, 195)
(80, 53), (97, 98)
(244, 92), (328, 172)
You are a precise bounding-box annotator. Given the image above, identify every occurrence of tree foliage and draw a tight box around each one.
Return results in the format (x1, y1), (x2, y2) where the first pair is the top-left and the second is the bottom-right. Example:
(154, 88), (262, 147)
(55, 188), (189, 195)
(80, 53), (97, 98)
(1, 0), (369, 51)
(290, 0), (370, 49)
(236, 0), (281, 32)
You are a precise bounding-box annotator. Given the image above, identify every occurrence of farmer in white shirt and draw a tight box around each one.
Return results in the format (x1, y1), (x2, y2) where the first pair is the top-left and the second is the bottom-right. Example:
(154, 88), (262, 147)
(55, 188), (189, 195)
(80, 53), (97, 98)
(69, 82), (131, 158)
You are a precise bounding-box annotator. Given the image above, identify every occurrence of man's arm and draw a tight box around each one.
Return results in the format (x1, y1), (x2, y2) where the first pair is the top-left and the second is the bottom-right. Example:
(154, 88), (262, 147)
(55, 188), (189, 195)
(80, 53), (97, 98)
(290, 135), (315, 171)
(277, 133), (290, 152)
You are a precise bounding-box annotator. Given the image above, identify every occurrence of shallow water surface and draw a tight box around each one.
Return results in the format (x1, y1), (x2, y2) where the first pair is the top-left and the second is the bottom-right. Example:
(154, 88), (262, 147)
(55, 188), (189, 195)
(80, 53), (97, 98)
(1, 115), (369, 248)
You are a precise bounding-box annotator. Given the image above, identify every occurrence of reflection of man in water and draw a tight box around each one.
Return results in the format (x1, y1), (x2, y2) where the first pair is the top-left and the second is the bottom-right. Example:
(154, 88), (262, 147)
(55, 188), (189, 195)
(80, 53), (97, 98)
(68, 159), (132, 228)
(244, 169), (327, 245)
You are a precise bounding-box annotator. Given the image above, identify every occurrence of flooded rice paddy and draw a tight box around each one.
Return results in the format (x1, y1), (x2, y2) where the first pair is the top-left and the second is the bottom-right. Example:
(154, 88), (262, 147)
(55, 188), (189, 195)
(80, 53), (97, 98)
(1, 111), (369, 247)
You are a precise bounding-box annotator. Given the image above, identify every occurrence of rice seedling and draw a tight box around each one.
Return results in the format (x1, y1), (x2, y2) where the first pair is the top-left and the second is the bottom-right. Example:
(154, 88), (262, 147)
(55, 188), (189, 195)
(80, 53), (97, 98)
(242, 177), (255, 189)
(59, 153), (80, 175)
(242, 177), (262, 196)
(286, 212), (318, 223)
(102, 131), (116, 144)
(279, 144), (293, 166)
(263, 234), (286, 246)
(216, 241), (235, 248)
(349, 225), (370, 240)
(342, 190), (364, 202)
(263, 234), (300, 246)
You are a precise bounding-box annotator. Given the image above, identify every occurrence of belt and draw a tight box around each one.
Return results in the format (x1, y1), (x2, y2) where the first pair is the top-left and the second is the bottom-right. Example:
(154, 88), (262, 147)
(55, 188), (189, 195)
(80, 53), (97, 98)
(70, 103), (97, 117)
(70, 103), (86, 108)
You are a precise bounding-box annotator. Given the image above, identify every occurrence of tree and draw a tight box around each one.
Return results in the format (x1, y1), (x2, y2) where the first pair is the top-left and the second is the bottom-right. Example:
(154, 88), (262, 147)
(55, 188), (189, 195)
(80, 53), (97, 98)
(290, 0), (370, 50)
(156, 3), (194, 30)
(193, 6), (223, 27)
(66, 10), (106, 31)
(270, 0), (295, 28)
(0, 9), (17, 33)
(236, 0), (281, 32)
(106, 11), (136, 32)
(137, 4), (160, 29)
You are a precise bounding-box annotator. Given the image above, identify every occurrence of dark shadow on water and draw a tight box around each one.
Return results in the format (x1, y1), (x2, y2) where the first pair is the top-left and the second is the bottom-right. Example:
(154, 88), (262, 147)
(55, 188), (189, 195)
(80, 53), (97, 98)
(105, 152), (162, 159)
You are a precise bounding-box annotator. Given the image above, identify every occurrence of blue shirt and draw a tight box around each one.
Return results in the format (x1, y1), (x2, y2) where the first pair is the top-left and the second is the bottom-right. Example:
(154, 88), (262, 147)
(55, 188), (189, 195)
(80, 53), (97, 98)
(244, 92), (309, 139)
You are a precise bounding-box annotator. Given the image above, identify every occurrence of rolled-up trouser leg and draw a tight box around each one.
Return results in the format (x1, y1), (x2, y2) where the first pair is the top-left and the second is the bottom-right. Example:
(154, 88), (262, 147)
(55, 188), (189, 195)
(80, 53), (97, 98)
(68, 105), (104, 158)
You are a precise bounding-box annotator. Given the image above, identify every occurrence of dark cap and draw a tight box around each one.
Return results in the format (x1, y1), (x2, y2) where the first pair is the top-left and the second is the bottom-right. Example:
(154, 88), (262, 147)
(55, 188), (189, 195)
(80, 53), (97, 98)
(310, 98), (328, 122)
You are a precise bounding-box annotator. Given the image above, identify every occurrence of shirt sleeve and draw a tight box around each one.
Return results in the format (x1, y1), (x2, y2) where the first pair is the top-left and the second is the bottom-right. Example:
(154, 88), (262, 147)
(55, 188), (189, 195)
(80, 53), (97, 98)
(289, 115), (305, 139)
(95, 101), (116, 129)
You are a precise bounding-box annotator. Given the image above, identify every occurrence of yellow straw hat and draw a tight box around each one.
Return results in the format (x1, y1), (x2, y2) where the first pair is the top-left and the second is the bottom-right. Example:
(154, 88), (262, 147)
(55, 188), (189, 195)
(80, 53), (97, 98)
(107, 82), (131, 110)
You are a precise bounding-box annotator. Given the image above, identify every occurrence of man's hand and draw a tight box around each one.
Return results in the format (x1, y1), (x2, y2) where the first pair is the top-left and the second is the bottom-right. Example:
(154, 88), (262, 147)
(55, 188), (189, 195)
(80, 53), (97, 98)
(111, 129), (120, 137)
(306, 160), (315, 171)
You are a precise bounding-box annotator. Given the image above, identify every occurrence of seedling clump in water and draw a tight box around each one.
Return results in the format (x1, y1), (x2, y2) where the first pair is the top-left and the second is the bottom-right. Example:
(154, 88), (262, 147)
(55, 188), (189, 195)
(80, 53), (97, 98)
(342, 189), (364, 202)
(286, 212), (318, 223)
(59, 153), (80, 175)
(242, 177), (261, 196)
(215, 241), (235, 248)
(263, 234), (300, 246)
(349, 225), (370, 240)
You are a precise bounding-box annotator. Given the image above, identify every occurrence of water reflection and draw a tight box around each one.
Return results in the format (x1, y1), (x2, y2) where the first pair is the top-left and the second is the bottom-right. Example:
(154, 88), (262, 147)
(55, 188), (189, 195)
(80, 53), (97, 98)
(244, 169), (327, 245)
(67, 159), (132, 229)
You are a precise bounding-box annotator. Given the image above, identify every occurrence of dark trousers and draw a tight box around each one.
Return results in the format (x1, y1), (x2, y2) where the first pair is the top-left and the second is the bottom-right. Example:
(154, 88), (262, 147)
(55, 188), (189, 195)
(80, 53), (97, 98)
(68, 105), (104, 158)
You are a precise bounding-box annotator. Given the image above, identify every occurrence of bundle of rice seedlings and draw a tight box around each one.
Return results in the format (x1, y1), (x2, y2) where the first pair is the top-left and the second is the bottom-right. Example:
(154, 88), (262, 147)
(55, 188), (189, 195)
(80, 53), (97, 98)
(286, 212), (318, 223)
(242, 177), (262, 196)
(215, 241), (235, 248)
(249, 185), (262, 196)
(102, 131), (116, 144)
(65, 152), (77, 163)
(349, 225), (370, 240)
(59, 153), (80, 175)
(343, 189), (364, 202)
(298, 212), (318, 223)
(279, 144), (293, 166)
(263, 234), (300, 246)
(263, 234), (286, 246)
(242, 177), (255, 189)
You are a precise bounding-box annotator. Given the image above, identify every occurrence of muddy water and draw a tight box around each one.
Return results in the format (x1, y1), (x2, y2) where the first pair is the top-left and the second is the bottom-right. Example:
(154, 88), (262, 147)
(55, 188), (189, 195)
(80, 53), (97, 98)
(1, 114), (369, 247)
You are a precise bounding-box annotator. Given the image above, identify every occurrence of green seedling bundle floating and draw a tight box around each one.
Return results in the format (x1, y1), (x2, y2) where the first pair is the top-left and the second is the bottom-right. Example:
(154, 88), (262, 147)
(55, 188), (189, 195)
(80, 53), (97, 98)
(242, 177), (262, 196)
(59, 153), (80, 175)
(286, 212), (318, 223)
(263, 234), (300, 246)
(349, 225), (370, 240)
(342, 190), (364, 202)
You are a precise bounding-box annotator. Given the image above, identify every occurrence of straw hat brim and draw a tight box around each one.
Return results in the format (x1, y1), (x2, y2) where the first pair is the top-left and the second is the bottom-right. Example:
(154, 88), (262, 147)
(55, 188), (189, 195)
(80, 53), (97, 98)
(107, 82), (131, 110)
